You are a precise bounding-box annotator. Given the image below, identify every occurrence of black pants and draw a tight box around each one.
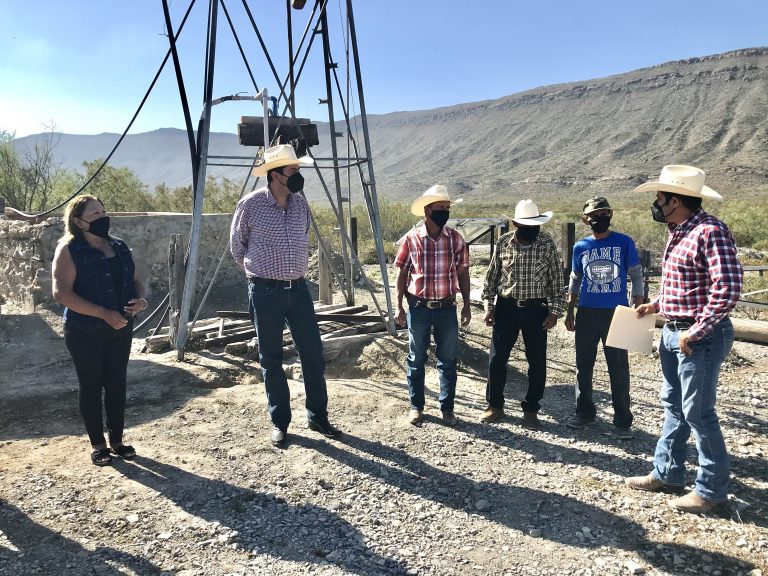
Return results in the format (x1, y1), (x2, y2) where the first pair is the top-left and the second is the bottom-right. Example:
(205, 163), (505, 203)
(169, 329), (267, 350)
(574, 307), (633, 428)
(64, 319), (133, 446)
(486, 296), (549, 413)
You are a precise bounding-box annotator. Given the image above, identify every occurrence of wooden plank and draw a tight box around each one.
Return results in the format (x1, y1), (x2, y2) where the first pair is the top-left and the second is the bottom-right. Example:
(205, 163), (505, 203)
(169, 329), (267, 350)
(321, 322), (384, 340)
(314, 313), (383, 322)
(216, 304), (368, 320)
(204, 328), (256, 348)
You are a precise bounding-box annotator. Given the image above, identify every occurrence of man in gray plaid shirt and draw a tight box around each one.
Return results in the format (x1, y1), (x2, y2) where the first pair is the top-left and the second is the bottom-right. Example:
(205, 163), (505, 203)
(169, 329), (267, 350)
(480, 200), (565, 429)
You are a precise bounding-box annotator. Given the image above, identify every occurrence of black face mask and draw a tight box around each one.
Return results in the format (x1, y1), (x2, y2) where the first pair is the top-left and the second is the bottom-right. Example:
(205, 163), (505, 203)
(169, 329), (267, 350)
(516, 225), (540, 243)
(285, 172), (304, 193)
(86, 216), (111, 238)
(651, 199), (669, 223)
(587, 214), (611, 234)
(429, 210), (450, 228)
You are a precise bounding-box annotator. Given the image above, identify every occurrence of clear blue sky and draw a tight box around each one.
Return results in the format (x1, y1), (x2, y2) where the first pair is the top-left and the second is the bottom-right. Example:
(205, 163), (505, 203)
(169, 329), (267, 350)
(2, 0), (766, 137)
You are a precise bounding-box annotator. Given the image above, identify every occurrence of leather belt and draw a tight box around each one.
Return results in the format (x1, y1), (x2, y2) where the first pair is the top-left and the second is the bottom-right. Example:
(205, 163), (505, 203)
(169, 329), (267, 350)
(407, 294), (456, 309)
(665, 318), (695, 331)
(249, 276), (304, 289)
(509, 297), (548, 308)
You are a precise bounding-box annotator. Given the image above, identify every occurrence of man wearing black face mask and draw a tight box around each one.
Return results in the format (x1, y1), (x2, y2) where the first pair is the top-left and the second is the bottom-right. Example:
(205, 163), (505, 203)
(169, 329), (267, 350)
(481, 199), (564, 429)
(564, 196), (644, 438)
(231, 144), (341, 447)
(395, 185), (471, 427)
(626, 165), (742, 514)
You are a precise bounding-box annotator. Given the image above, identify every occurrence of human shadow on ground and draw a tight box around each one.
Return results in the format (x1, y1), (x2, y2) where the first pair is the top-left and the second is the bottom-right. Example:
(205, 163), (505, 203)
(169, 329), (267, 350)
(294, 433), (755, 574)
(0, 501), (161, 575)
(0, 357), (231, 443)
(728, 477), (768, 529)
(113, 456), (402, 575)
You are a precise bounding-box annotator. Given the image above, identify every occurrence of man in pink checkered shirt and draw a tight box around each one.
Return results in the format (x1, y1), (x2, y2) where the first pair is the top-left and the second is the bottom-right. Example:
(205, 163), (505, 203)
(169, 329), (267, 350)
(395, 185), (471, 427)
(627, 165), (742, 514)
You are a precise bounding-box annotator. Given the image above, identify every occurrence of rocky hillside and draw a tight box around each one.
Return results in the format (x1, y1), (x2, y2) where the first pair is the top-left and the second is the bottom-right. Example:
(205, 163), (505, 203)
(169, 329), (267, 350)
(12, 47), (768, 204)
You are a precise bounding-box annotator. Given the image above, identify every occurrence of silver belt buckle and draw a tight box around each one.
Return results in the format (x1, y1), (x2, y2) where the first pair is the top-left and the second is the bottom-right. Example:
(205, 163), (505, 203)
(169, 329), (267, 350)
(426, 300), (441, 309)
(284, 279), (293, 290)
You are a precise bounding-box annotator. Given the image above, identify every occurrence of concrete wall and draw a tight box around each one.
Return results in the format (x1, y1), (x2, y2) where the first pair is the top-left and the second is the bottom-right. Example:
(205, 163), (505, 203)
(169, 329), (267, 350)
(0, 213), (242, 311)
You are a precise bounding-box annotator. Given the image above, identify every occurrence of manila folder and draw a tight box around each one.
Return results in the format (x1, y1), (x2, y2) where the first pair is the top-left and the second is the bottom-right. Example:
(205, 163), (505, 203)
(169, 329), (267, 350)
(606, 305), (656, 354)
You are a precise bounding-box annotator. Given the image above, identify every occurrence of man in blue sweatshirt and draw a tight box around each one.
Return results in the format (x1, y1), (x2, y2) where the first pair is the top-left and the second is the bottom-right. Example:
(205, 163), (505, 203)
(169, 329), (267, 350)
(564, 196), (644, 439)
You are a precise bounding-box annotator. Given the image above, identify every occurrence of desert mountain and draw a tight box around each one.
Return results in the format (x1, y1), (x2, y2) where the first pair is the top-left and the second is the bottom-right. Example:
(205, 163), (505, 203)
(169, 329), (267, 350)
(12, 47), (768, 204)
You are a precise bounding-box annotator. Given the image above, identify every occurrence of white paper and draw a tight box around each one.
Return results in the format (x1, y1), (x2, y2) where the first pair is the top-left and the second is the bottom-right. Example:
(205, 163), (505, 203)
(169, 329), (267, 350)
(606, 305), (657, 353)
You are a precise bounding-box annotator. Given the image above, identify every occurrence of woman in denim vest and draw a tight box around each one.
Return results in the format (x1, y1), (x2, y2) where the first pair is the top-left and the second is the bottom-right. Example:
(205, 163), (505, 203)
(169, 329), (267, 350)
(52, 195), (147, 466)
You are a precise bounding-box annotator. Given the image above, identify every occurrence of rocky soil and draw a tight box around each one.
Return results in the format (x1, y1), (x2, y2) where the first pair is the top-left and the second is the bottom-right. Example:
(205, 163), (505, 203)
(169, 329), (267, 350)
(0, 297), (766, 576)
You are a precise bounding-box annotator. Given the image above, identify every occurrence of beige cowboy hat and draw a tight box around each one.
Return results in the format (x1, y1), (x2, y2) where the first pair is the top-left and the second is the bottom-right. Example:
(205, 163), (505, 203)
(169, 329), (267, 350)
(511, 199), (552, 225)
(252, 144), (314, 177)
(410, 184), (463, 216)
(634, 164), (722, 200)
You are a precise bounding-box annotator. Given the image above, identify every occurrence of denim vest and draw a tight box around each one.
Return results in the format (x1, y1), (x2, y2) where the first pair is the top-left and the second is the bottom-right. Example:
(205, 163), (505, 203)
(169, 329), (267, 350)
(64, 236), (137, 331)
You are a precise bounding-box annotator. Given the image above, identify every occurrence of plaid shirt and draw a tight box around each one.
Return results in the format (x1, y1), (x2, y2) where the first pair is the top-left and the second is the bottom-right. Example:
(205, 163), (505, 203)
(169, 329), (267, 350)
(653, 209), (742, 341)
(230, 186), (311, 280)
(483, 229), (565, 316)
(395, 224), (469, 300)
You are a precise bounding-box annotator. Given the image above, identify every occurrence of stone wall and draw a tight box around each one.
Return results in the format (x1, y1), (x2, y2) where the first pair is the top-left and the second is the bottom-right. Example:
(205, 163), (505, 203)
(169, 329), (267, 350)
(0, 213), (242, 311)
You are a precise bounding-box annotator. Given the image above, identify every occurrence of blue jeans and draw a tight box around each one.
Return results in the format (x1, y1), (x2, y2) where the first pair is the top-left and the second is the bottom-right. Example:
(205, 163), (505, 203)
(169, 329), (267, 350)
(486, 297), (548, 413)
(651, 318), (734, 502)
(574, 307), (632, 428)
(406, 299), (459, 413)
(248, 280), (328, 431)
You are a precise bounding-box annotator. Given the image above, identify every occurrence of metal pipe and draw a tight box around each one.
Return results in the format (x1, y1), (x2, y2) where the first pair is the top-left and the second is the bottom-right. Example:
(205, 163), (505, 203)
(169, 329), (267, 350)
(346, 0), (395, 334)
(176, 0), (220, 358)
(320, 6), (353, 304)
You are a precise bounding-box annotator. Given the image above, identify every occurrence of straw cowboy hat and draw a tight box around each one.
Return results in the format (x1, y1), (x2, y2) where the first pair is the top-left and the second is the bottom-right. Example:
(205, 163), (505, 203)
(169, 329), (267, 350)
(634, 165), (722, 200)
(410, 184), (463, 216)
(511, 199), (553, 225)
(252, 144), (314, 177)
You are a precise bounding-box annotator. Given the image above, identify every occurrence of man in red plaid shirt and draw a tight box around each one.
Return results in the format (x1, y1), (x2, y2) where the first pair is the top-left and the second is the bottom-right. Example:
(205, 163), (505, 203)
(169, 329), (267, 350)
(395, 185), (471, 427)
(626, 165), (742, 514)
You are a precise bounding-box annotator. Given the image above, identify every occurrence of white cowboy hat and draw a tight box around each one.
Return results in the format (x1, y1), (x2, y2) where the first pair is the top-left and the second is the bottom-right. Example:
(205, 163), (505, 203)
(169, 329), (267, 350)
(252, 144), (314, 177)
(633, 164), (722, 200)
(410, 184), (463, 216)
(511, 199), (552, 225)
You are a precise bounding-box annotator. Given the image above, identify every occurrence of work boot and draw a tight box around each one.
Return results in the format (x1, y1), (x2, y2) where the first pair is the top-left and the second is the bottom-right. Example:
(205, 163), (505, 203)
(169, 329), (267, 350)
(408, 409), (423, 426)
(441, 411), (458, 427)
(625, 473), (683, 493)
(668, 491), (720, 514)
(522, 412), (540, 430)
(479, 407), (504, 424)
(270, 427), (287, 447)
(565, 414), (596, 429)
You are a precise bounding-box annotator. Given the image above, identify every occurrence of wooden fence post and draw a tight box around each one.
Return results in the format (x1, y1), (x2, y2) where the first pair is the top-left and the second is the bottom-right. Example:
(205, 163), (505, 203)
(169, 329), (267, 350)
(561, 223), (575, 287)
(318, 238), (333, 305)
(168, 234), (185, 347)
(641, 250), (652, 303)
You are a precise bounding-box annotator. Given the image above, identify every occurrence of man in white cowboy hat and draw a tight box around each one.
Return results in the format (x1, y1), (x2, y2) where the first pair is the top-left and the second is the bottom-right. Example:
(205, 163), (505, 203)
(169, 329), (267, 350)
(394, 184), (471, 427)
(626, 164), (742, 513)
(564, 196), (645, 439)
(480, 199), (565, 429)
(230, 144), (341, 447)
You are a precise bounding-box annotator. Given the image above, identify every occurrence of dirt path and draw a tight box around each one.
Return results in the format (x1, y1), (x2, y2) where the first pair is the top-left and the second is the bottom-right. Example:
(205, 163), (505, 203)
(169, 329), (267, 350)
(0, 303), (766, 575)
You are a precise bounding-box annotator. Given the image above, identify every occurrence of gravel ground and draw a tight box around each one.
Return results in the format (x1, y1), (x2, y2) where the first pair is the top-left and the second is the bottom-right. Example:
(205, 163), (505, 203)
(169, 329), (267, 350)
(0, 301), (766, 576)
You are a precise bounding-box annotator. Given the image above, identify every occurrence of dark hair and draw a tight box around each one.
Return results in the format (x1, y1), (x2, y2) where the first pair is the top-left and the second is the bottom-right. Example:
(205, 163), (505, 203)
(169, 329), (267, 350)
(267, 166), (285, 183)
(662, 192), (702, 211)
